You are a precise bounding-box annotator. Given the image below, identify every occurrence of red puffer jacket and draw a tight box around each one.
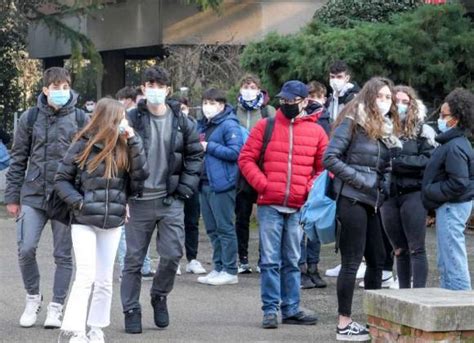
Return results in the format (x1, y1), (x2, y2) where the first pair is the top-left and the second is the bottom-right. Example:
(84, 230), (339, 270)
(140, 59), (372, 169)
(238, 110), (328, 209)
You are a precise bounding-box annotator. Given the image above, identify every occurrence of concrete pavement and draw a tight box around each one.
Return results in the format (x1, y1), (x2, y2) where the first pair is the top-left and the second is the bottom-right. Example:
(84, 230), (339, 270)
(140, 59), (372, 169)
(0, 206), (473, 343)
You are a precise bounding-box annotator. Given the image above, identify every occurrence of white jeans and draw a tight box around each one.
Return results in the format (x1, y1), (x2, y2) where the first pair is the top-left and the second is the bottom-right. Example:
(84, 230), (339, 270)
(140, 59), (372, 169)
(61, 224), (122, 333)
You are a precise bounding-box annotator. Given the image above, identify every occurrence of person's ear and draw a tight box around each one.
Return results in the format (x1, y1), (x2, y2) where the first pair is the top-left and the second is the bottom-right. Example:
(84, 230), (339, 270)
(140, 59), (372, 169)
(141, 85), (146, 94)
(42, 87), (49, 97)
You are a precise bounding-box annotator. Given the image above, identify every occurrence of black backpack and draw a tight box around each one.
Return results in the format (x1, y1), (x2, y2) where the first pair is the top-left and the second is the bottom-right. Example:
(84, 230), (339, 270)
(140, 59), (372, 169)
(237, 117), (276, 202)
(26, 107), (87, 225)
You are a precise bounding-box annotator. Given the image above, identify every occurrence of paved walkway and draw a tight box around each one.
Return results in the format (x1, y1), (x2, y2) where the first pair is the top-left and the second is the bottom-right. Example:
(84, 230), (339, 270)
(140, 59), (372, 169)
(0, 206), (473, 342)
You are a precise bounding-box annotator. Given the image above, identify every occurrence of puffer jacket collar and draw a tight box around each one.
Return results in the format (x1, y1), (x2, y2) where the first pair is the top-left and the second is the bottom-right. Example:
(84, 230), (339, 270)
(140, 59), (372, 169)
(435, 127), (468, 145)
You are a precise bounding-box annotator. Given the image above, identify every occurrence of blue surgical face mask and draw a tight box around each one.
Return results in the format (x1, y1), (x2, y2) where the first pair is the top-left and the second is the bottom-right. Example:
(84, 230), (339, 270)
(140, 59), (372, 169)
(397, 103), (408, 117)
(437, 118), (451, 133)
(49, 89), (70, 107)
(146, 87), (167, 105)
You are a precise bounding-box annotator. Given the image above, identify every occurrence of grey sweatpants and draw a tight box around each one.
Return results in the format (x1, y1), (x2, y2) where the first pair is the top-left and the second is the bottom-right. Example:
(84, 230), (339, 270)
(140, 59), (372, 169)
(120, 197), (185, 312)
(16, 205), (73, 304)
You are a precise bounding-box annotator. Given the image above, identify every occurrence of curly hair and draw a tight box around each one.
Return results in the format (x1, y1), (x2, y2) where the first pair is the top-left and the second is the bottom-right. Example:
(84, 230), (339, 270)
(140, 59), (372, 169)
(444, 88), (474, 134)
(394, 85), (422, 139)
(335, 77), (401, 140)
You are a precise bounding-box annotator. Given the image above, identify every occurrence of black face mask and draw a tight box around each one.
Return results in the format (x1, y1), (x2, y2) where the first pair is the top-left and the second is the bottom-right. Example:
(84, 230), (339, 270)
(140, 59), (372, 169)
(281, 103), (301, 119)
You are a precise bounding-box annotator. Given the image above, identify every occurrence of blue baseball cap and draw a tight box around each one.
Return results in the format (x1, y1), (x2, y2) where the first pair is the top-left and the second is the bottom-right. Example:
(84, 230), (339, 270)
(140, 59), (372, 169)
(276, 80), (309, 101)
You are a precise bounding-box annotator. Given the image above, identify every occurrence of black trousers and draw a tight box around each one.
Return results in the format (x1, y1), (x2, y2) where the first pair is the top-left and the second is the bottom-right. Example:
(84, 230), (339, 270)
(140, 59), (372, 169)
(337, 196), (386, 317)
(184, 192), (201, 262)
(235, 191), (255, 263)
(380, 191), (428, 288)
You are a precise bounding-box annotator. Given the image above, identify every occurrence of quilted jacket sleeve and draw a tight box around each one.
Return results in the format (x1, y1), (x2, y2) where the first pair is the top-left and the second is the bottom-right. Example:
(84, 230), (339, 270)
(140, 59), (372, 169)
(54, 141), (84, 206)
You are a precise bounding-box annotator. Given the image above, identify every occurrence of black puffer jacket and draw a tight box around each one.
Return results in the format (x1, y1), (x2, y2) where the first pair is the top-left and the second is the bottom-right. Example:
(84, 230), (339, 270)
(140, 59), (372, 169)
(422, 127), (474, 210)
(54, 135), (149, 229)
(323, 117), (391, 210)
(5, 92), (89, 209)
(127, 100), (203, 200)
(391, 124), (436, 194)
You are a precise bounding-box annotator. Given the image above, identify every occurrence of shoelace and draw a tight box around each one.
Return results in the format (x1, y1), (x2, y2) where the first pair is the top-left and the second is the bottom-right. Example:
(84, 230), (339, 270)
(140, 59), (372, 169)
(347, 322), (367, 336)
(89, 329), (104, 341)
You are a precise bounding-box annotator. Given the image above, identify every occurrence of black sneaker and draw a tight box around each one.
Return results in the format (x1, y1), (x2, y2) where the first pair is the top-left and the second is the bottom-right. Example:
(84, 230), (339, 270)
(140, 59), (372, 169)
(282, 311), (318, 325)
(262, 313), (278, 329)
(309, 270), (327, 288)
(300, 273), (316, 289)
(151, 295), (169, 329)
(124, 309), (142, 334)
(336, 321), (370, 341)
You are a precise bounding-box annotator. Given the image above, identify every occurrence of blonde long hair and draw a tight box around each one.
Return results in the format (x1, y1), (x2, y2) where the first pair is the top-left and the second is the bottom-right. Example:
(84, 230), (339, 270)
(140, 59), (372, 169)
(75, 98), (129, 178)
(335, 77), (401, 140)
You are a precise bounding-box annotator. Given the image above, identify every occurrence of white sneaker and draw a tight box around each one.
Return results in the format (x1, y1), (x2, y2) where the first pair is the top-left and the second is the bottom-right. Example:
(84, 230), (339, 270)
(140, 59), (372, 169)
(186, 259), (206, 274)
(69, 332), (89, 343)
(207, 271), (238, 286)
(356, 262), (367, 279)
(20, 294), (42, 328)
(256, 265), (261, 273)
(88, 328), (104, 343)
(197, 270), (221, 284)
(325, 264), (341, 277)
(176, 264), (182, 276)
(358, 273), (397, 289)
(44, 302), (63, 329)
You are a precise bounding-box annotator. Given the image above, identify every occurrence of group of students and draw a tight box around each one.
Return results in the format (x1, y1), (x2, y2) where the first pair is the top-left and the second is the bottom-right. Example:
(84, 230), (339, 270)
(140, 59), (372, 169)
(4, 60), (474, 342)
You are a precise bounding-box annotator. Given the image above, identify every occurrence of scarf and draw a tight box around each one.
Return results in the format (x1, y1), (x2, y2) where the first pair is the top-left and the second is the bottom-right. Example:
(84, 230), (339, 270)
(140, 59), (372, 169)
(238, 92), (264, 111)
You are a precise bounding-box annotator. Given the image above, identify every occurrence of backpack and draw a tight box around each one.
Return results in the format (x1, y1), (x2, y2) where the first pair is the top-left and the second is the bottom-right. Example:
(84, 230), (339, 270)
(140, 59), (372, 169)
(237, 117), (276, 201)
(26, 106), (87, 225)
(0, 140), (10, 171)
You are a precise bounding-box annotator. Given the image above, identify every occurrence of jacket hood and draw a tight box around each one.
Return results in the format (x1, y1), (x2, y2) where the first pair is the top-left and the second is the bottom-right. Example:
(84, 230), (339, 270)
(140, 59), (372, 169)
(275, 108), (319, 124)
(38, 90), (78, 116)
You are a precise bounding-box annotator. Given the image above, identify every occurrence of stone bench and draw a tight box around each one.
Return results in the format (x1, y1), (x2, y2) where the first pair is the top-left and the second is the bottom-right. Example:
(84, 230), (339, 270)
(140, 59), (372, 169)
(364, 288), (474, 342)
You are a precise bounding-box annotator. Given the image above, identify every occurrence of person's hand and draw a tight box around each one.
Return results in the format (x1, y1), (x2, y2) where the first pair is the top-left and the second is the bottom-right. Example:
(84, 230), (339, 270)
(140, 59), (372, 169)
(120, 118), (135, 139)
(201, 141), (208, 151)
(7, 203), (21, 217)
(125, 204), (130, 223)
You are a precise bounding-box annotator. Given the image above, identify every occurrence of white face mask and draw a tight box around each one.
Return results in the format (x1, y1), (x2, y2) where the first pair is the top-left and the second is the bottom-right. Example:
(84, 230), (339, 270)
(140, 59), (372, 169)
(202, 104), (221, 119)
(146, 87), (167, 105)
(240, 89), (259, 101)
(330, 79), (346, 93)
(85, 104), (95, 112)
(376, 100), (392, 117)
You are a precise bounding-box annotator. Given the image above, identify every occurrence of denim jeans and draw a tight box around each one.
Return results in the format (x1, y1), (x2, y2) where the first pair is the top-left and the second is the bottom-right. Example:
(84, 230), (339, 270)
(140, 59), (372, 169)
(16, 205), (73, 304)
(117, 227), (152, 274)
(381, 191), (428, 288)
(436, 201), (472, 290)
(200, 185), (238, 275)
(299, 233), (321, 266)
(258, 206), (303, 318)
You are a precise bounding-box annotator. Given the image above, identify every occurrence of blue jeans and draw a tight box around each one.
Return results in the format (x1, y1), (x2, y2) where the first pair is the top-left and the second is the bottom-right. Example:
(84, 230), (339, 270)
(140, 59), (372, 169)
(200, 185), (238, 275)
(258, 206), (303, 318)
(299, 233), (321, 266)
(117, 227), (152, 275)
(436, 201), (472, 290)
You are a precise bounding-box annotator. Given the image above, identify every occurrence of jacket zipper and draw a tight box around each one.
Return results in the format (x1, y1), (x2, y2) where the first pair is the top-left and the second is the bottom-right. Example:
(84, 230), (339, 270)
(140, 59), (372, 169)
(283, 119), (294, 207)
(102, 178), (110, 229)
(375, 141), (381, 213)
(44, 114), (49, 198)
(247, 111), (250, 129)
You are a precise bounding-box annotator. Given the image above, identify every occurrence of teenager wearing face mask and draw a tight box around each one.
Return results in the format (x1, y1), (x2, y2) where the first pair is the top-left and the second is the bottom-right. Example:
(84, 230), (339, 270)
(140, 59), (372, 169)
(195, 88), (243, 286)
(116, 87), (138, 111)
(327, 60), (360, 123)
(84, 99), (96, 114)
(6, 67), (89, 330)
(422, 88), (474, 291)
(324, 77), (401, 341)
(239, 80), (327, 329)
(379, 86), (436, 290)
(235, 74), (276, 274)
(120, 66), (203, 334)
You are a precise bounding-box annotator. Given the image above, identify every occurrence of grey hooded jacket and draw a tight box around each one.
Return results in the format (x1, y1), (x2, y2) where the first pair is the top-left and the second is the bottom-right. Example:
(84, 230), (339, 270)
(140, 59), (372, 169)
(5, 91), (89, 210)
